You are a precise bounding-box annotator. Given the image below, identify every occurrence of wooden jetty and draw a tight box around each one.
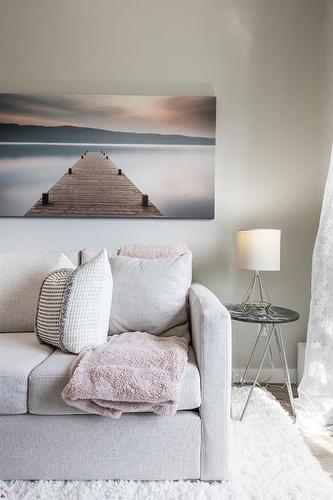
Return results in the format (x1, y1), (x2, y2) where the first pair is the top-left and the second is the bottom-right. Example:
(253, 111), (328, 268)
(25, 152), (162, 218)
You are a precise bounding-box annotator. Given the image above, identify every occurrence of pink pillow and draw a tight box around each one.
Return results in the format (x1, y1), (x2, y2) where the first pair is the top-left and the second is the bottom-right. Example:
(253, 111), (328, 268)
(118, 243), (188, 259)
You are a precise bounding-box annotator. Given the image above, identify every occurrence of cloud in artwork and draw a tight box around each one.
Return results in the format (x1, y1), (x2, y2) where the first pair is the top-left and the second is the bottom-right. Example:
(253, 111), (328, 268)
(0, 94), (216, 138)
(158, 96), (216, 136)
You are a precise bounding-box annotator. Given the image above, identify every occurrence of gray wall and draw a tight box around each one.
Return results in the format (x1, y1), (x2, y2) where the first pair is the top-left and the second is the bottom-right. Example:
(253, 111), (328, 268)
(0, 0), (325, 379)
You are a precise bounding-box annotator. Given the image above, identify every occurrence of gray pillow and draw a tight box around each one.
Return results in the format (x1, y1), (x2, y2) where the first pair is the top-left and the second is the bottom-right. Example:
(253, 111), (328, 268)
(109, 252), (192, 335)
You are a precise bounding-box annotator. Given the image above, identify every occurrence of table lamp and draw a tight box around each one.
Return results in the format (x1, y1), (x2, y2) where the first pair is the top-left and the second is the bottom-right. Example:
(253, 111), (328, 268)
(236, 229), (281, 315)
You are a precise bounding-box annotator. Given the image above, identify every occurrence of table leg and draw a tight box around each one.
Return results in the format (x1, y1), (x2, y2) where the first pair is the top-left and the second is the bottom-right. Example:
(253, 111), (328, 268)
(274, 325), (296, 416)
(240, 324), (265, 386)
(239, 325), (275, 421)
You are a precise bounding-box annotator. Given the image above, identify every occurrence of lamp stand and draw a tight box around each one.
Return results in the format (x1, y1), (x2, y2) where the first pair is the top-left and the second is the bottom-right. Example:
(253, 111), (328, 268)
(242, 271), (272, 316)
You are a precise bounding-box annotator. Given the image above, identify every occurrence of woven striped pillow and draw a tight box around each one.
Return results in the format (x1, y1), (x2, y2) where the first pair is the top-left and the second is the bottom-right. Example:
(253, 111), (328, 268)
(35, 249), (112, 354)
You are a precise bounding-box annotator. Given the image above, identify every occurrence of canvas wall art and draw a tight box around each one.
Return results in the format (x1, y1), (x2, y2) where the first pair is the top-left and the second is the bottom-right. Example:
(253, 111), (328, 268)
(0, 94), (216, 218)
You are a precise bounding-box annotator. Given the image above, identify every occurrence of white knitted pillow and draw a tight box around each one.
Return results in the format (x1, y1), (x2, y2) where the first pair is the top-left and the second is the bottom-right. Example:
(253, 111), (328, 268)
(35, 249), (112, 354)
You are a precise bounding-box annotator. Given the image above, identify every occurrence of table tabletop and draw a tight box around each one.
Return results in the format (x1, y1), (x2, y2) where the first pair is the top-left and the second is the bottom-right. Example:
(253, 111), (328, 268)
(225, 304), (300, 324)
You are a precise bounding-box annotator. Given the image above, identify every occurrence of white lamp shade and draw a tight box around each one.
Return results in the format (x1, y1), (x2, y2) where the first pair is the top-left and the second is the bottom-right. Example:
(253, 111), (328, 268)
(236, 229), (281, 271)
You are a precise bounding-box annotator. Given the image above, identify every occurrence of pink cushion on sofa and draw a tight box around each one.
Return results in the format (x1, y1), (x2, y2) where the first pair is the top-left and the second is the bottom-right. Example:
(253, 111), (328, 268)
(118, 243), (188, 259)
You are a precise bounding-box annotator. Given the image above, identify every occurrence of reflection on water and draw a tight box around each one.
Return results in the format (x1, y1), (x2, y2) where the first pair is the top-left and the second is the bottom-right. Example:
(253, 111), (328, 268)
(0, 144), (214, 218)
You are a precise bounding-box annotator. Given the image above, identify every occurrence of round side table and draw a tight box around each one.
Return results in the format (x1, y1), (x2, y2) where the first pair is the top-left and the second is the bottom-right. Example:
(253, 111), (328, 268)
(225, 304), (300, 421)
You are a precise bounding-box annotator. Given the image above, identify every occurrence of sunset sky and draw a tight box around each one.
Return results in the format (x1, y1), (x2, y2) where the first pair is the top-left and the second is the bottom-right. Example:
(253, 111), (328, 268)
(0, 94), (216, 138)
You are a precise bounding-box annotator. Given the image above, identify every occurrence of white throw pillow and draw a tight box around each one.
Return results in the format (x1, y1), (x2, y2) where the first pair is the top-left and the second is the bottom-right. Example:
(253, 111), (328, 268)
(35, 249), (113, 354)
(0, 251), (77, 332)
(109, 252), (192, 335)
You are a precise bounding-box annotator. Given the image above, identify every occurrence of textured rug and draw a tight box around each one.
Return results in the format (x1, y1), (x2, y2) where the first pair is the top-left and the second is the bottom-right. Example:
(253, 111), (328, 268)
(2, 387), (333, 500)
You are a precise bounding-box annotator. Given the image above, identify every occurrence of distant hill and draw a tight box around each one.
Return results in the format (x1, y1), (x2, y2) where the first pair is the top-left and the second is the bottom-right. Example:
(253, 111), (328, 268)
(0, 123), (215, 145)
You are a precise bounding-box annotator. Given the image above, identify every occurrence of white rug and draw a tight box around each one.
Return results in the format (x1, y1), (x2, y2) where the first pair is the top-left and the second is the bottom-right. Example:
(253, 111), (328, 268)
(2, 387), (333, 500)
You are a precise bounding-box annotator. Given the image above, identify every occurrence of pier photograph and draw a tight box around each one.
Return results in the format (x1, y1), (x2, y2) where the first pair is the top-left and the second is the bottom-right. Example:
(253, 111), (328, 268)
(0, 94), (216, 218)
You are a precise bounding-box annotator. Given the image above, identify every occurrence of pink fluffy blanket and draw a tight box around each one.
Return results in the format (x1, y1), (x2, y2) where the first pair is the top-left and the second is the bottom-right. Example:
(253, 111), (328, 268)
(61, 332), (189, 418)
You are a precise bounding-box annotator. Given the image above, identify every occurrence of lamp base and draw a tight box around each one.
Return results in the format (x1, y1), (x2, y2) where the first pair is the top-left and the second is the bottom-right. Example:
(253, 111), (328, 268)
(241, 271), (272, 317)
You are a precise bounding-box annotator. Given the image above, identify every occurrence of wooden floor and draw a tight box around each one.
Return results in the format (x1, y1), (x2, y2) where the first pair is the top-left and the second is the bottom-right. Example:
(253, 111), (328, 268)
(268, 384), (333, 477)
(25, 152), (162, 218)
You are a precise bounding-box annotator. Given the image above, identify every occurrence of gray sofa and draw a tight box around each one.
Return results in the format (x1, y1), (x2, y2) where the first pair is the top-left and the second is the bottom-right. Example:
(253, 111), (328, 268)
(0, 250), (231, 481)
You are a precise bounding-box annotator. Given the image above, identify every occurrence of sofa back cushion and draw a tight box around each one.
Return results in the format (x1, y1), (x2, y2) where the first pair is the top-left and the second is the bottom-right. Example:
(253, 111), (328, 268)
(0, 251), (78, 332)
(109, 252), (192, 335)
(82, 248), (117, 264)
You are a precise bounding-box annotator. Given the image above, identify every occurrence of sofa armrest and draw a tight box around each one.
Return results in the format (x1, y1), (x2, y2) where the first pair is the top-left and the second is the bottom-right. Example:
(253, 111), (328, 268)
(189, 283), (232, 480)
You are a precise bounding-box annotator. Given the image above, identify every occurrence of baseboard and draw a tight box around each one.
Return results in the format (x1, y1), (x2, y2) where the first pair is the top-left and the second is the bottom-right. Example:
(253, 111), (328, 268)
(233, 368), (297, 384)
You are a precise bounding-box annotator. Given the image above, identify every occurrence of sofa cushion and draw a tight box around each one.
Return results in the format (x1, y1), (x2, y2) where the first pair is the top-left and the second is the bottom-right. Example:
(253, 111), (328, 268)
(28, 345), (201, 415)
(0, 332), (54, 414)
(0, 251), (79, 332)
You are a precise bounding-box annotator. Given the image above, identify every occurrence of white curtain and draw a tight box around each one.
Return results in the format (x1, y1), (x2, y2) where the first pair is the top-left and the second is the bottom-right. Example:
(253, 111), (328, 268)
(296, 145), (333, 435)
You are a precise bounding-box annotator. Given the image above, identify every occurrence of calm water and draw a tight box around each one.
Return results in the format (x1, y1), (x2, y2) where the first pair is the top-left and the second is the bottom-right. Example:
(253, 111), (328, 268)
(0, 144), (215, 218)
